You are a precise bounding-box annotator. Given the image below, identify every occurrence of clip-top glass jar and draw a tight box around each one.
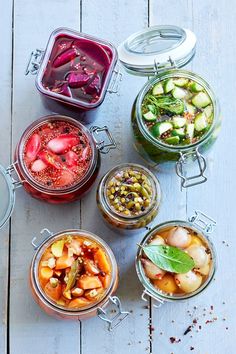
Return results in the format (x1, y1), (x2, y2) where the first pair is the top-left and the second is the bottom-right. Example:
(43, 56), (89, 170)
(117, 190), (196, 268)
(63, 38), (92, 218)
(30, 228), (129, 330)
(135, 211), (217, 307)
(118, 25), (221, 188)
(26, 28), (120, 123)
(96, 163), (161, 231)
(0, 114), (116, 228)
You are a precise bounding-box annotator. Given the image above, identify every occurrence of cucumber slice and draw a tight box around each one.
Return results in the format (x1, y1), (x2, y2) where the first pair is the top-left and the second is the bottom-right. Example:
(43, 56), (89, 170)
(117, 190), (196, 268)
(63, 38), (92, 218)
(173, 116), (187, 128)
(152, 83), (164, 95)
(165, 136), (180, 145)
(186, 103), (197, 115)
(172, 128), (186, 138)
(163, 79), (175, 93)
(203, 104), (213, 118)
(174, 78), (189, 87)
(189, 82), (204, 93)
(194, 113), (207, 132)
(186, 123), (195, 140)
(151, 122), (173, 137)
(147, 104), (157, 114)
(172, 87), (186, 99)
(143, 111), (156, 121)
(192, 92), (211, 108)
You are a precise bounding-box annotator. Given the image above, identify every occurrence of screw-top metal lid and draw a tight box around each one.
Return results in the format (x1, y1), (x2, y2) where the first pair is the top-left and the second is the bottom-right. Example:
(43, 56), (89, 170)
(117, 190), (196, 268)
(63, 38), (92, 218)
(118, 25), (196, 76)
(0, 164), (15, 229)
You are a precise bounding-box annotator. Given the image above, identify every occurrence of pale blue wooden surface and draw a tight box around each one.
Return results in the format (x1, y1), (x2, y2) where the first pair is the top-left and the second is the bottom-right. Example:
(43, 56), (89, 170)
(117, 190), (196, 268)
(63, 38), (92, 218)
(0, 1), (234, 353)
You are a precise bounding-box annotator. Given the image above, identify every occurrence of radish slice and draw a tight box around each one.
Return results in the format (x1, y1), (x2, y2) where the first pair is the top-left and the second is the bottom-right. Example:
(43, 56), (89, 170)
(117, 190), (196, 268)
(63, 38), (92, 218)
(31, 159), (47, 172)
(47, 134), (79, 154)
(25, 134), (41, 162)
(38, 150), (63, 170)
(63, 151), (79, 168)
(57, 169), (75, 187)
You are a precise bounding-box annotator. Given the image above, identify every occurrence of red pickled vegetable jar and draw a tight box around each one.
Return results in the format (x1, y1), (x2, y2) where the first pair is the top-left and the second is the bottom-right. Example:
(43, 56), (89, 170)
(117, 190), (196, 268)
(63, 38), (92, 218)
(26, 28), (120, 123)
(30, 228), (129, 329)
(0, 114), (116, 228)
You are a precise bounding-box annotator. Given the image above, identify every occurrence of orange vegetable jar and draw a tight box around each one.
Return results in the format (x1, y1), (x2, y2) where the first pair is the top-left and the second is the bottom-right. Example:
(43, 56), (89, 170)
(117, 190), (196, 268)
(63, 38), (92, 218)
(29, 228), (129, 330)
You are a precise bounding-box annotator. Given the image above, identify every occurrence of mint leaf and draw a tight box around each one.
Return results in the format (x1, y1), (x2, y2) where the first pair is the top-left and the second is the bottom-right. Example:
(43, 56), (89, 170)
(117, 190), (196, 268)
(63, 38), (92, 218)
(142, 245), (195, 274)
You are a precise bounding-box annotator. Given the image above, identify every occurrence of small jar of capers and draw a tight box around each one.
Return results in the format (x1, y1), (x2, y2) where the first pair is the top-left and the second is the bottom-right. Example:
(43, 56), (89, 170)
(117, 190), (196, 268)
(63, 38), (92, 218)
(96, 163), (161, 231)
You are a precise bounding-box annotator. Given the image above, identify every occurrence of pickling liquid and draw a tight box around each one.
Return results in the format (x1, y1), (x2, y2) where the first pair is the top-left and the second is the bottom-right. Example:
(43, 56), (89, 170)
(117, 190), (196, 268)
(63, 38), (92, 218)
(42, 34), (112, 104)
(23, 120), (92, 189)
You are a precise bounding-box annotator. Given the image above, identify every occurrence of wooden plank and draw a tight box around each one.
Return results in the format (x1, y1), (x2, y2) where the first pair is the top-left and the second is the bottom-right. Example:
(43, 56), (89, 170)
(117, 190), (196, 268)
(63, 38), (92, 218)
(0, 0), (13, 353)
(149, 1), (193, 353)
(9, 1), (81, 353)
(187, 1), (235, 353)
(80, 1), (152, 353)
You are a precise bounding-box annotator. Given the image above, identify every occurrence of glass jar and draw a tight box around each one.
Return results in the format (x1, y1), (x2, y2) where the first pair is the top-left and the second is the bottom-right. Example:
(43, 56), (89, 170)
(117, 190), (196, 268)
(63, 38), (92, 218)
(96, 163), (161, 230)
(0, 115), (116, 228)
(135, 211), (217, 307)
(30, 228), (129, 329)
(25, 28), (120, 124)
(118, 25), (221, 188)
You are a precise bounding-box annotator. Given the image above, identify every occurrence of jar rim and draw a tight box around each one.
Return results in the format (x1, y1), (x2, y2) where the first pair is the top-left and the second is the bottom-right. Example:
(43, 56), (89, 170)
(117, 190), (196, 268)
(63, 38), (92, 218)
(135, 69), (220, 152)
(31, 228), (118, 314)
(17, 114), (98, 194)
(135, 219), (217, 302)
(98, 163), (161, 223)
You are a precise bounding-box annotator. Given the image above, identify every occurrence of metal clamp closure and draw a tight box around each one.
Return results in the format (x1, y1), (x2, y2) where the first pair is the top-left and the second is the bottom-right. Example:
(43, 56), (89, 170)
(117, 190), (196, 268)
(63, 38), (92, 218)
(90, 126), (116, 154)
(141, 289), (164, 308)
(25, 49), (44, 75)
(189, 210), (216, 234)
(107, 68), (122, 94)
(97, 296), (129, 331)
(154, 56), (177, 75)
(6, 162), (25, 189)
(31, 228), (53, 250)
(176, 148), (207, 188)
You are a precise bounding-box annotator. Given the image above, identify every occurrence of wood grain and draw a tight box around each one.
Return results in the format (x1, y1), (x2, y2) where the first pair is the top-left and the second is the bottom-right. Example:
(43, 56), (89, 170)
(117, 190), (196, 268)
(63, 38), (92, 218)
(0, 1), (13, 353)
(0, 0), (234, 353)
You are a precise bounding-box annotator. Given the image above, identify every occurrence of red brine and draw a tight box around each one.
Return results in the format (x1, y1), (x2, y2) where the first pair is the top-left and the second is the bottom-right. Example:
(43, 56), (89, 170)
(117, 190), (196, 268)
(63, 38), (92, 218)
(23, 120), (92, 190)
(42, 34), (112, 105)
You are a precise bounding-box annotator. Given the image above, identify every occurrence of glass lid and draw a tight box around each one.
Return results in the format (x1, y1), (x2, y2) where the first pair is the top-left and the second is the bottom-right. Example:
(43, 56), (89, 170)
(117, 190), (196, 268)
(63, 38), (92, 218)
(0, 164), (15, 229)
(118, 25), (196, 76)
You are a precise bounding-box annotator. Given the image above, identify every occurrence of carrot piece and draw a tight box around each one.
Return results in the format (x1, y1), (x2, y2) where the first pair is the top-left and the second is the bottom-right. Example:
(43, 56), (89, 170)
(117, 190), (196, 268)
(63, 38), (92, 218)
(99, 274), (111, 289)
(78, 275), (102, 290)
(55, 255), (74, 270)
(94, 249), (110, 273)
(44, 281), (62, 301)
(68, 297), (91, 309)
(40, 267), (54, 281)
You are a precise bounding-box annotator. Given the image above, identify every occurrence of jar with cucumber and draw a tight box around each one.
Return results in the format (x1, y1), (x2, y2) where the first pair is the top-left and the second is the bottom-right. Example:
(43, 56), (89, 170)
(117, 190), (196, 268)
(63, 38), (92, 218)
(131, 71), (221, 187)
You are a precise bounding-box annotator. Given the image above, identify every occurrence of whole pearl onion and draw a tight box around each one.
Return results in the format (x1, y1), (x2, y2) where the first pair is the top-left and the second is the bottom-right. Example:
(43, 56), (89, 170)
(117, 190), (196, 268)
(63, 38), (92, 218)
(195, 253), (211, 275)
(149, 235), (165, 246)
(142, 258), (166, 280)
(167, 227), (191, 248)
(175, 271), (202, 293)
(186, 245), (208, 268)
